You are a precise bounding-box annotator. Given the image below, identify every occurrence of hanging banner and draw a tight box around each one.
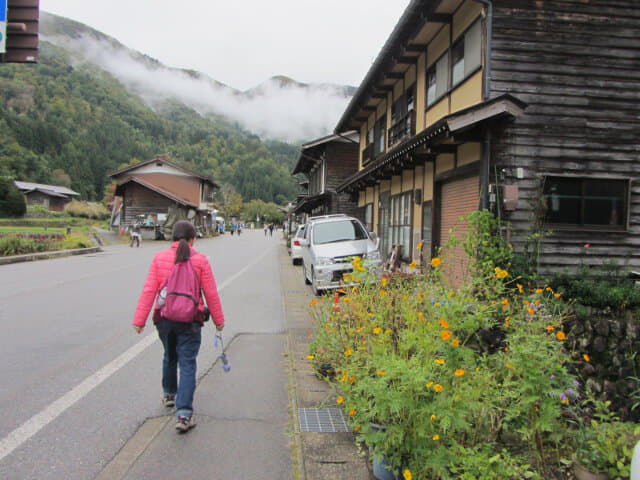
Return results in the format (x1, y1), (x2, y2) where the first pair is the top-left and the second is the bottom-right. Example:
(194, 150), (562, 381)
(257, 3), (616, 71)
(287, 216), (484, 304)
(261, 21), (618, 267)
(0, 0), (7, 54)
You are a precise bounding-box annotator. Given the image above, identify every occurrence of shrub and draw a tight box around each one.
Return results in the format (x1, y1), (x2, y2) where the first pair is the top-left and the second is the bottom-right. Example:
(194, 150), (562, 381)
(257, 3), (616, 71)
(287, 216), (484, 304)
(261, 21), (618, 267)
(25, 205), (67, 218)
(0, 178), (26, 218)
(0, 233), (64, 256)
(64, 200), (109, 220)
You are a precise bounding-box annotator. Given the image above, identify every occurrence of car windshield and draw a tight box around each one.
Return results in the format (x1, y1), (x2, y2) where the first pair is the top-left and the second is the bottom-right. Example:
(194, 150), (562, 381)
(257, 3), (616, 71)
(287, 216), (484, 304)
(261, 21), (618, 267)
(312, 220), (368, 245)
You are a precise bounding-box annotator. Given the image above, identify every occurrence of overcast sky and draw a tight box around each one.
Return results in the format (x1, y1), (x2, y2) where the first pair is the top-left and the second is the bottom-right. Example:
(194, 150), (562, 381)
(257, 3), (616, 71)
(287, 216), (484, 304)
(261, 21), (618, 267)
(39, 0), (410, 91)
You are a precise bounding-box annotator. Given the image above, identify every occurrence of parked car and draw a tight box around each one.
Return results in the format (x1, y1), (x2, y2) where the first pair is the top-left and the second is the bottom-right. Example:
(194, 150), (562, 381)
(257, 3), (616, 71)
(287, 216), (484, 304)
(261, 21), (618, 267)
(291, 225), (306, 265)
(299, 214), (381, 295)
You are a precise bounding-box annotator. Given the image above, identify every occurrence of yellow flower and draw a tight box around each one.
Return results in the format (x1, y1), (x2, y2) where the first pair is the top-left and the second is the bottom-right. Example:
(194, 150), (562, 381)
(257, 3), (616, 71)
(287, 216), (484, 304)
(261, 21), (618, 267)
(349, 409), (356, 416)
(426, 381), (434, 387)
(337, 288), (346, 294)
(454, 369), (465, 376)
(373, 327), (382, 335)
(430, 414), (436, 421)
(506, 364), (513, 369)
(447, 291), (454, 298)
(416, 242), (424, 250)
(345, 346), (353, 357)
(384, 329), (391, 334)
(409, 260), (417, 269)
(381, 277), (388, 287)
(380, 290), (387, 296)
(336, 396), (343, 404)
(583, 354), (590, 362)
(546, 324), (555, 331)
(431, 257), (442, 268)
(501, 298), (509, 305)
(376, 370), (386, 376)
(404, 469), (412, 480)
(557, 331), (566, 340)
(546, 287), (552, 292)
(534, 299), (540, 305)
(432, 434), (440, 441)
(535, 288), (543, 294)
(440, 329), (452, 341)
(434, 358), (445, 365)
(354, 425), (360, 431)
(306, 355), (315, 359)
(343, 297), (351, 303)
(433, 302), (440, 307)
(517, 283), (524, 293)
(434, 384), (443, 392)
(340, 373), (348, 382)
(527, 307), (535, 315)
(439, 318), (449, 329)
(451, 338), (460, 347)
(418, 312), (424, 321)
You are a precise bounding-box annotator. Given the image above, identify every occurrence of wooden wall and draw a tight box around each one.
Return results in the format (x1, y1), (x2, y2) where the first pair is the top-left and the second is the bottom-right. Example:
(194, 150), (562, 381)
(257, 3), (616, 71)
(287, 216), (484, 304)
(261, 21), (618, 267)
(490, 0), (640, 274)
(122, 183), (175, 225)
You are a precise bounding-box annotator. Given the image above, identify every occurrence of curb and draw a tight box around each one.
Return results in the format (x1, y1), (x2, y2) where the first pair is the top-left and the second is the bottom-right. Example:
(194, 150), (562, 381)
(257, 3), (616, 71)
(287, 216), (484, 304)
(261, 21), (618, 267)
(0, 246), (103, 265)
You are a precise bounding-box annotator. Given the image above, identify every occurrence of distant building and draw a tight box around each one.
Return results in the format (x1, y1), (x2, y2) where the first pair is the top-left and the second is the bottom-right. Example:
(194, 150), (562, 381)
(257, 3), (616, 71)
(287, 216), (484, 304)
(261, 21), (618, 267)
(14, 181), (79, 211)
(108, 154), (219, 234)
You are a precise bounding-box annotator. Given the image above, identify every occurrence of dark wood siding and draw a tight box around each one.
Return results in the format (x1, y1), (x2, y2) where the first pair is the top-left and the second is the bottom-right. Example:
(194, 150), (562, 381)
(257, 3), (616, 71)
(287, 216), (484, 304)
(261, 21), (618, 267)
(490, 0), (640, 275)
(122, 183), (175, 225)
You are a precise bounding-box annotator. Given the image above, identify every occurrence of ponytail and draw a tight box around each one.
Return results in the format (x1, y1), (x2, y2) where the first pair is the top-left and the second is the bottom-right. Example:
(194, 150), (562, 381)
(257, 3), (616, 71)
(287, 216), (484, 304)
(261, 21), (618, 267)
(171, 220), (196, 263)
(175, 238), (191, 263)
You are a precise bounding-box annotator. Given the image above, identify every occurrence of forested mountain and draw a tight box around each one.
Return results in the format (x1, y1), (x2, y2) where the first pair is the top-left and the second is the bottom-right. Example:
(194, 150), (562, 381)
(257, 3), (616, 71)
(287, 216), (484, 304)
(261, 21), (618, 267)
(0, 40), (301, 202)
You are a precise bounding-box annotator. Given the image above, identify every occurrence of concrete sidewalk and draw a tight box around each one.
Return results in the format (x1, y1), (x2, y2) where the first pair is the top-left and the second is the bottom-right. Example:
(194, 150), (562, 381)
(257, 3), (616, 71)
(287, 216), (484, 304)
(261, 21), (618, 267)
(95, 243), (372, 480)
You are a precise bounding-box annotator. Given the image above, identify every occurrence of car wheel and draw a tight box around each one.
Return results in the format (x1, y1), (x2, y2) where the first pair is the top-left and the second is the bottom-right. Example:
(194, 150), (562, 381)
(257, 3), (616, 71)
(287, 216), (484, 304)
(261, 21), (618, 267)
(303, 264), (311, 285)
(311, 267), (321, 296)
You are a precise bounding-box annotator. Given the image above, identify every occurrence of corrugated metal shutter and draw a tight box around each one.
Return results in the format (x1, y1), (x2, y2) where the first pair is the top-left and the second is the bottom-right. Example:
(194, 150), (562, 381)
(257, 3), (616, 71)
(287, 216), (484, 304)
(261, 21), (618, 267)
(439, 176), (479, 287)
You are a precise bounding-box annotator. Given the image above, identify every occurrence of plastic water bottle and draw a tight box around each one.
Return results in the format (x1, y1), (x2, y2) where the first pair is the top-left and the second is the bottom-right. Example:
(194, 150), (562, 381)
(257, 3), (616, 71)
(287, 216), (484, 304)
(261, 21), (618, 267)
(221, 352), (231, 372)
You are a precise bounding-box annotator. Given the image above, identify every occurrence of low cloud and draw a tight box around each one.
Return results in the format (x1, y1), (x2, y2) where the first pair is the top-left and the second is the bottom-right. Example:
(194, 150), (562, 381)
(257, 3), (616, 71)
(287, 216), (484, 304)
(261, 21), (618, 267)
(43, 33), (353, 143)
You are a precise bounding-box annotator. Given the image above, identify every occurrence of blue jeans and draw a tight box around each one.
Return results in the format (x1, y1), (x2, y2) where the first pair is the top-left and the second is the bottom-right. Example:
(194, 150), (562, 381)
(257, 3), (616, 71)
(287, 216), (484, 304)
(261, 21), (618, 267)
(155, 319), (202, 417)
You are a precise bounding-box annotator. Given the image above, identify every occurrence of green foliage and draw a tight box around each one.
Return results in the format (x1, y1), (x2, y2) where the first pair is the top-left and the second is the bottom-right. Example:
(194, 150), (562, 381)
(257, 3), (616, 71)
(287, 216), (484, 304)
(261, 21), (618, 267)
(25, 204), (66, 218)
(0, 233), (63, 256)
(243, 199), (284, 224)
(64, 200), (109, 220)
(0, 42), (299, 204)
(463, 210), (513, 283)
(0, 177), (27, 217)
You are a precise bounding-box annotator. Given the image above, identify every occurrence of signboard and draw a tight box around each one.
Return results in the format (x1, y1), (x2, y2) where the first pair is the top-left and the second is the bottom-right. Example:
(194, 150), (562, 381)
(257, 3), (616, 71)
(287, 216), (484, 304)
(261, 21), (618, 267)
(0, 0), (7, 54)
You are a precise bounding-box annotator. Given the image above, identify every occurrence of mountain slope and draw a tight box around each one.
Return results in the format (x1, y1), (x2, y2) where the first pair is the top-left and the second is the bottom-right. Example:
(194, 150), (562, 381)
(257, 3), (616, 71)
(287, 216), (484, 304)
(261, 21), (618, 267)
(0, 40), (299, 203)
(39, 11), (356, 143)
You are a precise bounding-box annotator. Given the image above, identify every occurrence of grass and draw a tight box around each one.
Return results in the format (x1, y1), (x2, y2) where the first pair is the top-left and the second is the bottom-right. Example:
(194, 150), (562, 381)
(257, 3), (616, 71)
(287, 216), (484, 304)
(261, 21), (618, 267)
(0, 226), (67, 234)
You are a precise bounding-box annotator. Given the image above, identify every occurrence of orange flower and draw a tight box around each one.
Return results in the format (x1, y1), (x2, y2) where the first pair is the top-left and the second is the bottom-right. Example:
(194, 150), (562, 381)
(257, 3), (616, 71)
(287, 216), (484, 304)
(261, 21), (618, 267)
(430, 414), (436, 421)
(431, 257), (442, 268)
(416, 242), (424, 250)
(501, 298), (509, 305)
(380, 290), (387, 296)
(409, 260), (417, 270)
(432, 434), (440, 441)
(535, 288), (543, 294)
(546, 325), (555, 331)
(454, 369), (465, 376)
(583, 354), (590, 362)
(557, 331), (566, 340)
(451, 338), (460, 347)
(433, 384), (443, 393)
(517, 284), (524, 293)
(505, 316), (510, 327)
(310, 298), (317, 307)
(377, 370), (386, 376)
(344, 346), (353, 357)
(349, 409), (356, 416)
(439, 318), (449, 329)
(554, 293), (562, 298)
(527, 307), (536, 315)
(336, 396), (344, 404)
(343, 297), (351, 303)
(441, 330), (452, 340)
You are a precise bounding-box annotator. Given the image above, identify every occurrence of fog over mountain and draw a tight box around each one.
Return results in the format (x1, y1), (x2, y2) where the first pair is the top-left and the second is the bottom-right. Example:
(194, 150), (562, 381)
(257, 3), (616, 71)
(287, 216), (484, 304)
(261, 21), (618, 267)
(40, 11), (356, 143)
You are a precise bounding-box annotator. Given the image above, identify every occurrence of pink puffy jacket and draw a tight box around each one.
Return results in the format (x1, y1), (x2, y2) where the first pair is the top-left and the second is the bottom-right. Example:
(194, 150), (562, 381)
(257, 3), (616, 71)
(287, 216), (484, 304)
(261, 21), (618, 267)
(133, 242), (225, 328)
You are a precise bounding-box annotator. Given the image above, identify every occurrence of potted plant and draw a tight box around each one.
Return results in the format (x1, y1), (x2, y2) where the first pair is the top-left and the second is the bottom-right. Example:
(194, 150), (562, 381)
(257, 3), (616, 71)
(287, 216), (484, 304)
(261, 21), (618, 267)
(572, 399), (639, 480)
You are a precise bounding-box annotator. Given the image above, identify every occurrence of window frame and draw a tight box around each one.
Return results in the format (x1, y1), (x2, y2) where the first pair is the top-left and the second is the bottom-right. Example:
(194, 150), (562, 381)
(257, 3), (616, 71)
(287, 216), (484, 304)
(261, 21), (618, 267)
(389, 191), (413, 262)
(543, 175), (630, 232)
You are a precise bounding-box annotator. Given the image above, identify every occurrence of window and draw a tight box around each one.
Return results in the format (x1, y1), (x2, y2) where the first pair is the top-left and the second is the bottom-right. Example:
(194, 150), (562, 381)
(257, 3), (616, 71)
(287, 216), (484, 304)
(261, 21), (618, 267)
(312, 220), (368, 245)
(421, 201), (432, 258)
(543, 177), (628, 229)
(374, 115), (386, 156)
(452, 20), (482, 87)
(378, 191), (391, 257)
(364, 203), (374, 232)
(390, 191), (413, 260)
(427, 54), (449, 107)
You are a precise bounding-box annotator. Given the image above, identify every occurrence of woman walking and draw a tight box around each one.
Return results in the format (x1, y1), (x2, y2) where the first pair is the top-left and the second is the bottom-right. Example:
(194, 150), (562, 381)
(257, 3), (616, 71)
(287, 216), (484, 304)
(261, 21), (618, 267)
(132, 220), (225, 433)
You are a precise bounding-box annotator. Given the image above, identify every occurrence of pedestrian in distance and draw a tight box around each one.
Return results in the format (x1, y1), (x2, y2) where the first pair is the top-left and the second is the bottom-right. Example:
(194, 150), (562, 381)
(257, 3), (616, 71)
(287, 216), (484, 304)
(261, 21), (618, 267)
(132, 220), (225, 433)
(269, 223), (274, 237)
(264, 224), (268, 236)
(130, 222), (141, 247)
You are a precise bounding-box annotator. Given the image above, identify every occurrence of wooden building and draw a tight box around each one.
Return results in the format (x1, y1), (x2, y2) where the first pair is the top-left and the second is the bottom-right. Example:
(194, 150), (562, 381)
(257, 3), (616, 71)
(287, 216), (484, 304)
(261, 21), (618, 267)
(109, 154), (219, 232)
(334, 0), (640, 282)
(291, 132), (360, 221)
(14, 181), (79, 211)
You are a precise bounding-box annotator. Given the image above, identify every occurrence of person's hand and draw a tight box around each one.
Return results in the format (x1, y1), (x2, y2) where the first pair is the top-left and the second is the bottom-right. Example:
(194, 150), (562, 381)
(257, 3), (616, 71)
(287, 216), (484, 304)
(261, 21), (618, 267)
(215, 323), (224, 331)
(133, 325), (144, 334)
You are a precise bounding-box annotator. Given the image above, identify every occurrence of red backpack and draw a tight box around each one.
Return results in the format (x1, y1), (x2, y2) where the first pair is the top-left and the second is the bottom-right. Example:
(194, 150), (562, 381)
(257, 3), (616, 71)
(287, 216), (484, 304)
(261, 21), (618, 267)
(157, 258), (201, 322)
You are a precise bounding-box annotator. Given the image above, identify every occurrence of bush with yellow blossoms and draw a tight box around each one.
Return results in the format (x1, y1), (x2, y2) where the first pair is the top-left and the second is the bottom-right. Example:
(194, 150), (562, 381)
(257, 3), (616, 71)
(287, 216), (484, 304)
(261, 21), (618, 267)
(308, 211), (599, 479)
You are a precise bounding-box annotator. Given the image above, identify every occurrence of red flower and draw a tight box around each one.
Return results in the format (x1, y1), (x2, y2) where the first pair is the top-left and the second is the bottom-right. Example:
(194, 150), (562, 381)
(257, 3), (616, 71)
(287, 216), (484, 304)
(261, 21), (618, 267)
(584, 244), (590, 248)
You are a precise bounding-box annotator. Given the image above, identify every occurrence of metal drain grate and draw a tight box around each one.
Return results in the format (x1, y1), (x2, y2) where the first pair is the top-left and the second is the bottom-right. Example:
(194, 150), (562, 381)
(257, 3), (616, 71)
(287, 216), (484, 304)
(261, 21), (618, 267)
(298, 408), (351, 433)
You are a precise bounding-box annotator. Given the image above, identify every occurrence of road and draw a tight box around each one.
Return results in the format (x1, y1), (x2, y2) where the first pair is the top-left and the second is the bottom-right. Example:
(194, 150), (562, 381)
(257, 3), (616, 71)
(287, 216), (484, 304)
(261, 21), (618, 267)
(0, 229), (289, 480)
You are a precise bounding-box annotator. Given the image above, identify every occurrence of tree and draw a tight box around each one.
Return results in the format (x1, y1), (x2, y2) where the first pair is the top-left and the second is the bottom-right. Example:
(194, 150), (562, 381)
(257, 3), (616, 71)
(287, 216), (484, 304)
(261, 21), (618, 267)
(51, 168), (71, 188)
(0, 177), (26, 217)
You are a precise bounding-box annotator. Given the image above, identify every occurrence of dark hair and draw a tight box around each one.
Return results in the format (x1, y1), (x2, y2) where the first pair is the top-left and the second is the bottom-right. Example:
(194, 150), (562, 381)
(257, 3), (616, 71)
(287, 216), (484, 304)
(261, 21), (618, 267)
(172, 220), (196, 263)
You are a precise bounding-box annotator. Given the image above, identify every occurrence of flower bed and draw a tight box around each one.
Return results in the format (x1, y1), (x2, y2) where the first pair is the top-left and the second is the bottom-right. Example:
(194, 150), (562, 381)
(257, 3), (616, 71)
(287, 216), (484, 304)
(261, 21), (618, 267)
(0, 232), (65, 256)
(308, 212), (638, 479)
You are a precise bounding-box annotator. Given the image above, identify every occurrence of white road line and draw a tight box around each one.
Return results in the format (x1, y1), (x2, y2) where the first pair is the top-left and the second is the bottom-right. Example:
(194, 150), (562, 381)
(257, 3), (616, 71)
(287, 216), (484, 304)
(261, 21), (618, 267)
(0, 245), (274, 462)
